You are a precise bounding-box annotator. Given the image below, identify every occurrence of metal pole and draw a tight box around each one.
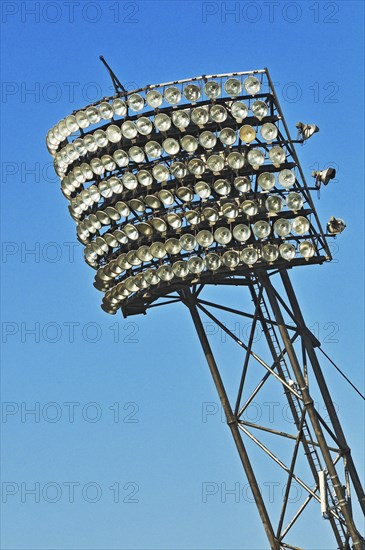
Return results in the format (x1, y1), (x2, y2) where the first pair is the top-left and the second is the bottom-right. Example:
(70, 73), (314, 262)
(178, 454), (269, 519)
(259, 272), (364, 548)
(280, 269), (365, 516)
(180, 288), (280, 550)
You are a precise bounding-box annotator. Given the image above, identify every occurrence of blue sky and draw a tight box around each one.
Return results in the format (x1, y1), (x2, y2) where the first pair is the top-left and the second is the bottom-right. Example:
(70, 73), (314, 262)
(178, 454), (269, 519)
(1, 1), (364, 549)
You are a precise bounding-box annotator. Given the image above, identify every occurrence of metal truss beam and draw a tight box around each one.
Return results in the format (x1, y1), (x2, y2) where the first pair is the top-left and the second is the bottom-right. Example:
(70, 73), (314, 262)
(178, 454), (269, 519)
(178, 272), (364, 549)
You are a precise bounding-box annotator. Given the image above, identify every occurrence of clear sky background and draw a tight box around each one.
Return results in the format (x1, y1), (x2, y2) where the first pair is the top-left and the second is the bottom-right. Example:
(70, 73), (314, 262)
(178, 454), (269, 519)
(1, 1), (364, 549)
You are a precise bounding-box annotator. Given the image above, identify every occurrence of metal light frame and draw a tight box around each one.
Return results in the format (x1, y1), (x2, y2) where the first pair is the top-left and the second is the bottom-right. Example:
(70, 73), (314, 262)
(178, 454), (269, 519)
(46, 67), (364, 549)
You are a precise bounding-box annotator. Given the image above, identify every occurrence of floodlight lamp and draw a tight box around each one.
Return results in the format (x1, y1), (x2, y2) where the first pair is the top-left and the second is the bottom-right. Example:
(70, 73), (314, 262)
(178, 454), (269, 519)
(191, 107), (209, 126)
(205, 253), (221, 271)
(146, 90), (163, 108)
(247, 148), (265, 170)
(241, 247), (258, 265)
(222, 250), (240, 268)
(199, 131), (217, 149)
(296, 122), (319, 141)
(128, 93), (144, 112)
(312, 168), (336, 188)
(214, 179), (231, 196)
(165, 238), (181, 254)
(239, 125), (256, 144)
(204, 80), (221, 99)
(196, 230), (214, 247)
(184, 84), (201, 102)
(274, 218), (292, 237)
(207, 154), (225, 172)
(241, 200), (258, 217)
(253, 220), (271, 239)
(157, 265), (174, 281)
(292, 216), (310, 235)
(136, 117), (153, 135)
(233, 224), (251, 242)
(154, 113), (171, 132)
(251, 101), (268, 121)
(286, 192), (303, 211)
(279, 243), (296, 261)
(210, 104), (227, 122)
(262, 244), (279, 263)
(234, 176), (251, 193)
(214, 226), (232, 245)
(266, 195), (283, 213)
(299, 241), (315, 259)
(99, 102), (114, 119)
(172, 110), (190, 129)
(112, 98), (127, 116)
(187, 256), (205, 273)
(261, 123), (278, 143)
(327, 216), (346, 235)
(231, 101), (248, 121)
(258, 172), (275, 191)
(244, 76), (261, 95)
(219, 128), (237, 146)
(170, 162), (188, 179)
(164, 86), (182, 105)
(224, 78), (242, 97)
(173, 261), (189, 278)
(180, 234), (197, 251)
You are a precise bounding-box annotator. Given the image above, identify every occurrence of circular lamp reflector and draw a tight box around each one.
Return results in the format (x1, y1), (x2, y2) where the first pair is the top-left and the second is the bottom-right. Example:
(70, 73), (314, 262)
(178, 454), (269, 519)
(222, 250), (240, 268)
(299, 241), (315, 258)
(279, 243), (296, 261)
(164, 86), (182, 105)
(265, 195), (283, 213)
(292, 216), (310, 235)
(196, 230), (214, 247)
(244, 76), (261, 95)
(279, 169), (295, 188)
(274, 218), (292, 237)
(286, 192), (303, 211)
(184, 84), (201, 102)
(262, 244), (279, 262)
(205, 253), (221, 271)
(224, 78), (242, 97)
(239, 125), (256, 143)
(258, 172), (276, 191)
(146, 90), (163, 108)
(233, 224), (251, 242)
(253, 220), (271, 239)
(214, 227), (232, 245)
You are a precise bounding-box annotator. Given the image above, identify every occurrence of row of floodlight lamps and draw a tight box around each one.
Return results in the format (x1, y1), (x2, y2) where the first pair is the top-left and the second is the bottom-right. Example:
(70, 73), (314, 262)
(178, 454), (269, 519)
(78, 188), (304, 247)
(76, 178), (302, 247)
(69, 153), (293, 221)
(64, 139), (286, 200)
(95, 228), (312, 289)
(63, 133), (286, 206)
(86, 213), (312, 268)
(100, 240), (317, 314)
(47, 75), (264, 156)
(55, 110), (279, 177)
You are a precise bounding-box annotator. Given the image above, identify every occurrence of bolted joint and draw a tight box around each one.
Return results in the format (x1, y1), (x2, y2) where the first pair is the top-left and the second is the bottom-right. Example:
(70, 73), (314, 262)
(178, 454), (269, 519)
(227, 414), (238, 426)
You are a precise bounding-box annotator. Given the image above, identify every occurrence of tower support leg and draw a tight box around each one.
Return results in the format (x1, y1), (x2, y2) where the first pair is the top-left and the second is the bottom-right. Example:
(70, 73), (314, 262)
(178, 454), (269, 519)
(181, 288), (281, 550)
(280, 269), (365, 516)
(259, 272), (364, 548)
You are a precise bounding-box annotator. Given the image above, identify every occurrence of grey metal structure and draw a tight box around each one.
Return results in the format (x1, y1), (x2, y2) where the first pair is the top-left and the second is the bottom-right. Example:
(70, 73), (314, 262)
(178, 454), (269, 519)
(47, 67), (364, 549)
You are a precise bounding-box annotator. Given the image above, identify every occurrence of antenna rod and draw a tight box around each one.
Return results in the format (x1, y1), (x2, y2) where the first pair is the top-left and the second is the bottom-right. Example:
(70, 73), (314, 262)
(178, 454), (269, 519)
(99, 55), (127, 94)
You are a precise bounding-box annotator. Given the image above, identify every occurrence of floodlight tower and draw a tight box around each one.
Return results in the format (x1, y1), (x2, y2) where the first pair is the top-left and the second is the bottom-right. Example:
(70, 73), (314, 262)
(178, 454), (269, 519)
(46, 67), (364, 549)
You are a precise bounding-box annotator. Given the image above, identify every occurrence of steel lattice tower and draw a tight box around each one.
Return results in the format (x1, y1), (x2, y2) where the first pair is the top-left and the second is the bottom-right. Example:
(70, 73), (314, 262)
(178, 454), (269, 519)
(47, 67), (364, 549)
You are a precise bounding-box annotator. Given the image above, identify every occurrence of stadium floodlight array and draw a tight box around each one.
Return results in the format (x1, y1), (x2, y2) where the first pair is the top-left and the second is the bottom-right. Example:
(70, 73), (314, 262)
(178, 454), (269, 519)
(46, 67), (365, 549)
(46, 69), (331, 317)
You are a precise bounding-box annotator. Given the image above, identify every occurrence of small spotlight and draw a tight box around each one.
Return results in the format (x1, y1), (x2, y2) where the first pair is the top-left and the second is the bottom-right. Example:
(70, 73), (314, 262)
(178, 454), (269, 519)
(327, 216), (346, 235)
(312, 168), (336, 188)
(296, 122), (319, 141)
